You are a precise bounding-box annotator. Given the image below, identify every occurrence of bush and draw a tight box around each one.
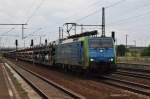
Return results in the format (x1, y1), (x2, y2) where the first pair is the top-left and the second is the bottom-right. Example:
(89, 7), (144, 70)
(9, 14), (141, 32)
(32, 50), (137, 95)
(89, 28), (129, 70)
(141, 46), (150, 56)
(116, 45), (126, 56)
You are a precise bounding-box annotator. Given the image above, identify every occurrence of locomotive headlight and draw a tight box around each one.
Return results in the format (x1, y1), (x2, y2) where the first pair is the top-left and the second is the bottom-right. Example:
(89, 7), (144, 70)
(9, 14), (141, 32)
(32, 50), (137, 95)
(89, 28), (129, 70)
(100, 50), (103, 52)
(110, 58), (114, 62)
(90, 58), (94, 61)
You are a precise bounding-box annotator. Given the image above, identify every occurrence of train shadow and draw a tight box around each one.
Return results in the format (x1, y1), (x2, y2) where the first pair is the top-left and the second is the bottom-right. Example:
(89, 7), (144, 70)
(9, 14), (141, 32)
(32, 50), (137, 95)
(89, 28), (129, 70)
(7, 58), (117, 80)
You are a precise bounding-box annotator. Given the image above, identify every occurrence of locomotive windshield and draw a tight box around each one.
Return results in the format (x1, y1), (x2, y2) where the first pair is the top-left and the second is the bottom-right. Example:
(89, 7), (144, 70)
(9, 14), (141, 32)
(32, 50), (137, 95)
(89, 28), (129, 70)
(89, 38), (113, 48)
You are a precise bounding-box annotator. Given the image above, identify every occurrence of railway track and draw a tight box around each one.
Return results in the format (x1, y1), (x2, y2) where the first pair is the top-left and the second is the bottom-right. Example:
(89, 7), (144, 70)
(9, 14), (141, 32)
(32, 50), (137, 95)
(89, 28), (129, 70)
(97, 64), (150, 96)
(117, 63), (150, 73)
(117, 63), (150, 67)
(97, 75), (150, 96)
(115, 69), (150, 80)
(4, 58), (150, 98)
(5, 62), (85, 99)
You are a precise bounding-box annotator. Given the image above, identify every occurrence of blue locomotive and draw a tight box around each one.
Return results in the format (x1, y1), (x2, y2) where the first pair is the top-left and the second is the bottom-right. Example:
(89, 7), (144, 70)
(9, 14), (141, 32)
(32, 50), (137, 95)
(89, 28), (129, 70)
(55, 35), (116, 73)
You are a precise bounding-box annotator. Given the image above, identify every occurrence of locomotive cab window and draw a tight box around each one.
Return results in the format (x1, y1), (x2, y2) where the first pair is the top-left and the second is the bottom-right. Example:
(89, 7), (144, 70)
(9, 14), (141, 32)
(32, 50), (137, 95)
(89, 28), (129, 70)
(89, 38), (113, 48)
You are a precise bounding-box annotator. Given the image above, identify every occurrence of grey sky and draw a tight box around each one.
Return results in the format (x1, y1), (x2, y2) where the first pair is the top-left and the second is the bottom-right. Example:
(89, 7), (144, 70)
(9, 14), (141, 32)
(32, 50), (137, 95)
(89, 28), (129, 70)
(0, 0), (150, 47)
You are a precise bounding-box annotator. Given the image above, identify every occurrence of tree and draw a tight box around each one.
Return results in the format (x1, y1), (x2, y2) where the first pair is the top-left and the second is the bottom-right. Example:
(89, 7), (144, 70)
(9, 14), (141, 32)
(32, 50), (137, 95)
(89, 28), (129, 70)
(116, 45), (126, 56)
(141, 46), (150, 56)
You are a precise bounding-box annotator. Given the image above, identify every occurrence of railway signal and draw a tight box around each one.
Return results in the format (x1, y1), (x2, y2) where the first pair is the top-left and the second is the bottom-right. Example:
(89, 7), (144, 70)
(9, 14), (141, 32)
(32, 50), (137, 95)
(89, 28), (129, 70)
(15, 39), (18, 61)
(31, 39), (34, 47)
(111, 31), (115, 42)
(45, 39), (47, 45)
(15, 39), (18, 46)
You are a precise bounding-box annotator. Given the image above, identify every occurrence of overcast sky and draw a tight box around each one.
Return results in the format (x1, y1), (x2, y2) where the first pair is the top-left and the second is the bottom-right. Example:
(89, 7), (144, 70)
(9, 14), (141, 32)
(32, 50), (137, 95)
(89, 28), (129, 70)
(0, 0), (150, 48)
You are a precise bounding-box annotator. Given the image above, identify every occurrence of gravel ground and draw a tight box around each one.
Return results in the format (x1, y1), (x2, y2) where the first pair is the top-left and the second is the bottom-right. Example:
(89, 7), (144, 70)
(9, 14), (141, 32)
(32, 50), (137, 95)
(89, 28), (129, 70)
(5, 63), (42, 99)
(6, 58), (150, 99)
(111, 73), (150, 86)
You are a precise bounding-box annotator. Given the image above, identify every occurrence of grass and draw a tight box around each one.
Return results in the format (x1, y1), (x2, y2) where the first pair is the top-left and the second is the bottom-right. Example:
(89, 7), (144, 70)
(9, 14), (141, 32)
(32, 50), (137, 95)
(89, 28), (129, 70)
(5, 66), (29, 99)
(117, 56), (150, 63)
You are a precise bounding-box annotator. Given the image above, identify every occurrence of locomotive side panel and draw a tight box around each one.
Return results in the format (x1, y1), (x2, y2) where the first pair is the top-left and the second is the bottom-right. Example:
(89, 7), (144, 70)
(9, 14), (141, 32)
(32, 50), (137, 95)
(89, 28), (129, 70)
(55, 41), (84, 67)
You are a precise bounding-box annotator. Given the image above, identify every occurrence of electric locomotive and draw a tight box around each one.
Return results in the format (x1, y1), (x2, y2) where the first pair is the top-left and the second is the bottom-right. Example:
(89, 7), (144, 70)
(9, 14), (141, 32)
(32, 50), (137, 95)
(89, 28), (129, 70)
(88, 37), (116, 72)
(55, 31), (116, 73)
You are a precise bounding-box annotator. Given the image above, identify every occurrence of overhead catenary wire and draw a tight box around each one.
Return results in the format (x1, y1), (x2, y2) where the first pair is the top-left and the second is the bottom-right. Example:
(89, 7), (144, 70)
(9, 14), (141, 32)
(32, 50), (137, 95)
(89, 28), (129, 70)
(74, 10), (100, 22)
(112, 22), (150, 32)
(105, 0), (126, 9)
(72, 0), (126, 22)
(107, 9), (150, 26)
(24, 28), (42, 39)
(89, 0), (105, 7)
(63, 0), (105, 22)
(105, 0), (150, 27)
(0, 34), (19, 37)
(25, 0), (45, 24)
(25, 0), (37, 16)
(0, 28), (15, 35)
(126, 2), (150, 14)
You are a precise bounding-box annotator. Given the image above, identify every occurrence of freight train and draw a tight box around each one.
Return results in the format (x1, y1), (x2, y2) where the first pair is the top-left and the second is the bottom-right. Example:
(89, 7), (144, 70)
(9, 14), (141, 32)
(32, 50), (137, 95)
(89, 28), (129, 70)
(6, 30), (117, 74)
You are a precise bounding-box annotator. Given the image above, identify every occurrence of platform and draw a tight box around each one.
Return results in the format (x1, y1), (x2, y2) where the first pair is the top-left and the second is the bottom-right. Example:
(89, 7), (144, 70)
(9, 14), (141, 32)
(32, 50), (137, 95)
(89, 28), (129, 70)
(0, 63), (13, 99)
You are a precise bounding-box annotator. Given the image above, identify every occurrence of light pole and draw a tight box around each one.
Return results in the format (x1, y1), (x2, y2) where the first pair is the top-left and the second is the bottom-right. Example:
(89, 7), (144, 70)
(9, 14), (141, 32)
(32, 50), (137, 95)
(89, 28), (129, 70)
(125, 34), (128, 48)
(133, 40), (137, 57)
(24, 40), (26, 48)
(133, 40), (136, 47)
(125, 34), (128, 57)
(0, 37), (1, 49)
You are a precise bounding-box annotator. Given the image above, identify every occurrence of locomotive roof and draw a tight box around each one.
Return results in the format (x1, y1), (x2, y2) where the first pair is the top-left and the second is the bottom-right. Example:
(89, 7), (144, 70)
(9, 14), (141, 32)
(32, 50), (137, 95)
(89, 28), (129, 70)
(60, 36), (113, 44)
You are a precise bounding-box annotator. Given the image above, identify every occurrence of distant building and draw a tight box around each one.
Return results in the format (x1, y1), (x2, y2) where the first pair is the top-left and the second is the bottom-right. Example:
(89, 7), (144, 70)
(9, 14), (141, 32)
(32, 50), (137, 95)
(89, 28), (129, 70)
(0, 48), (16, 54)
(127, 45), (145, 53)
(126, 45), (135, 48)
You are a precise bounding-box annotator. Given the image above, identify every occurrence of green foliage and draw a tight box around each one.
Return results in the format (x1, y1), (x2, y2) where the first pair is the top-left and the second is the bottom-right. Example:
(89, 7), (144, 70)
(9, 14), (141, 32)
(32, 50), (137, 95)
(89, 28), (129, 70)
(141, 46), (150, 56)
(116, 45), (126, 56)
